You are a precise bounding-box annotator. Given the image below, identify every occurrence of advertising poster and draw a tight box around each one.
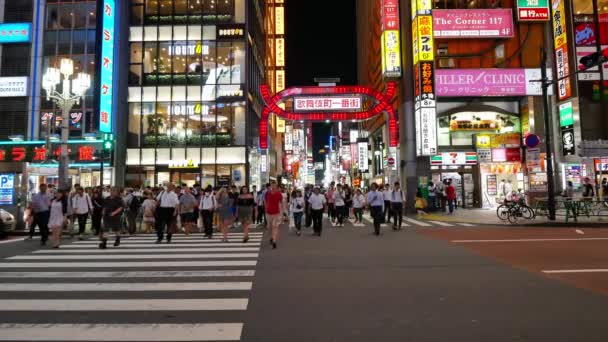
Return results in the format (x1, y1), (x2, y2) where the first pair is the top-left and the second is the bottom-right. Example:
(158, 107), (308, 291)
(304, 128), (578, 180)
(0, 174), (14, 205)
(433, 9), (514, 38)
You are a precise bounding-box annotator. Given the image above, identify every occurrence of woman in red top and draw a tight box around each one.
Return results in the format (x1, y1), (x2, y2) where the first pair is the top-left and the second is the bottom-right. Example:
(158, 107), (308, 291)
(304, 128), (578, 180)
(265, 181), (283, 249)
(445, 180), (457, 214)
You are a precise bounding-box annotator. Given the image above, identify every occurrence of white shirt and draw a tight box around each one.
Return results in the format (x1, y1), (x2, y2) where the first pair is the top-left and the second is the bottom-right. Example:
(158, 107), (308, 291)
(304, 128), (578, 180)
(290, 197), (305, 213)
(157, 191), (179, 208)
(353, 194), (366, 208)
(200, 194), (216, 210)
(71, 193), (92, 215)
(308, 193), (326, 210)
(390, 189), (404, 203)
(367, 190), (384, 207)
(334, 191), (345, 206)
(383, 190), (391, 202)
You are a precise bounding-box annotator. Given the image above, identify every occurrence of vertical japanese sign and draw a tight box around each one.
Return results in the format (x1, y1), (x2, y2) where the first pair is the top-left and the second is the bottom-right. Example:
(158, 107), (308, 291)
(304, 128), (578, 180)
(559, 101), (575, 156)
(357, 142), (369, 171)
(412, 1), (436, 156)
(551, 0), (572, 100)
(381, 0), (401, 78)
(99, 0), (115, 133)
(517, 0), (550, 21)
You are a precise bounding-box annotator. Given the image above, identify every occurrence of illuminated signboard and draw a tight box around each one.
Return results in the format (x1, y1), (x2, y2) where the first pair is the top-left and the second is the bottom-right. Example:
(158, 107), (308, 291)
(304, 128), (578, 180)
(559, 101), (574, 128)
(551, 0), (572, 100)
(276, 69), (285, 92)
(0, 77), (28, 97)
(0, 144), (100, 163)
(357, 142), (369, 171)
(517, 0), (550, 21)
(276, 38), (285, 67)
(430, 152), (477, 165)
(285, 125), (293, 152)
(217, 25), (245, 39)
(168, 42), (209, 56)
(276, 118), (286, 133)
(275, 6), (285, 35)
(0, 23), (31, 43)
(0, 174), (14, 205)
(381, 0), (401, 78)
(433, 9), (514, 38)
(435, 68), (552, 97)
(99, 0), (115, 133)
(294, 96), (362, 111)
(416, 16), (434, 61)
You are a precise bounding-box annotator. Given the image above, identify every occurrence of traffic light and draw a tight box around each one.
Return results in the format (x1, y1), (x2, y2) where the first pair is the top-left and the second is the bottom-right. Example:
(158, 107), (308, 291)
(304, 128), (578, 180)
(102, 133), (114, 150)
(579, 48), (608, 70)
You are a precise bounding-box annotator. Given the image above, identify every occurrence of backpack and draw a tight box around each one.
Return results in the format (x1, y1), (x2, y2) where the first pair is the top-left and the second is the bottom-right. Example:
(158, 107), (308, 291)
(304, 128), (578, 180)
(129, 196), (141, 213)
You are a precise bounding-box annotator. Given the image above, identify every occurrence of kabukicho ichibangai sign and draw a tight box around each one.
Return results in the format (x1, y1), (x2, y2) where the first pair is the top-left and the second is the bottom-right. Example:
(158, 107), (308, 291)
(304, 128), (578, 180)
(259, 83), (398, 149)
(0, 143), (102, 163)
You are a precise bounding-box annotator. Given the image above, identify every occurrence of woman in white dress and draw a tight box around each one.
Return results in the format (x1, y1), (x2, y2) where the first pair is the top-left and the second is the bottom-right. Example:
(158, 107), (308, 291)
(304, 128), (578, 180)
(49, 190), (68, 248)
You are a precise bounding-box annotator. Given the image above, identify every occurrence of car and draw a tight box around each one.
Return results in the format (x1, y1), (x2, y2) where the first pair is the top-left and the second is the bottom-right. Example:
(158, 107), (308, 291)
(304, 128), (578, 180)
(0, 209), (16, 232)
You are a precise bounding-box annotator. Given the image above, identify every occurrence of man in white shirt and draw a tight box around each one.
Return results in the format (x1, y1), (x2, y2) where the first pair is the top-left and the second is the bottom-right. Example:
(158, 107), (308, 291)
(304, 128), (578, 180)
(71, 186), (92, 240)
(199, 187), (216, 238)
(367, 183), (385, 236)
(390, 182), (405, 230)
(156, 184), (180, 243)
(383, 185), (392, 224)
(308, 187), (327, 236)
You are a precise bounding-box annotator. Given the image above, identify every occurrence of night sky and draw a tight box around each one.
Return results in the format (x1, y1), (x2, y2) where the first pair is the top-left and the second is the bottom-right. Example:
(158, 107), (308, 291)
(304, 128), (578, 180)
(285, 0), (357, 161)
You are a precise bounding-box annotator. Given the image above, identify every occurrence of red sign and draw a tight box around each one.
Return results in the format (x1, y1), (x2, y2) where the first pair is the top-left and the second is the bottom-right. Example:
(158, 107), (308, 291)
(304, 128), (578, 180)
(506, 148), (522, 162)
(518, 8), (549, 21)
(381, 0), (399, 31)
(79, 146), (95, 161)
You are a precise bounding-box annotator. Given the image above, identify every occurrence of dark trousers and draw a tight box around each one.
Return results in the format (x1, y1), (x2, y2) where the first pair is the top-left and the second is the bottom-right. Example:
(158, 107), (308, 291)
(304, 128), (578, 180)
(371, 206), (383, 235)
(305, 205), (312, 227)
(201, 209), (214, 236)
(92, 211), (102, 236)
(31, 211), (50, 242)
(75, 213), (88, 234)
(335, 205), (345, 225)
(257, 206), (266, 224)
(391, 203), (403, 228)
(354, 208), (363, 223)
(293, 212), (303, 231)
(328, 203), (335, 221)
(156, 207), (175, 241)
(448, 199), (455, 213)
(384, 201), (392, 223)
(252, 205), (257, 223)
(311, 209), (323, 235)
(126, 211), (137, 234)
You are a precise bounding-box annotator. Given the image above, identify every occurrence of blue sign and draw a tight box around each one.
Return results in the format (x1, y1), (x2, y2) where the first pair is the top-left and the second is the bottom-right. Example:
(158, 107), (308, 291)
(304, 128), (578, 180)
(0, 174), (14, 205)
(0, 23), (31, 43)
(99, 0), (115, 133)
(524, 134), (540, 148)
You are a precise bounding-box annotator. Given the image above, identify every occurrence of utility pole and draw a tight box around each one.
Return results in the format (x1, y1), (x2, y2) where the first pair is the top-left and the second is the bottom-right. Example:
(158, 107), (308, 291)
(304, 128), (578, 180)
(541, 48), (557, 221)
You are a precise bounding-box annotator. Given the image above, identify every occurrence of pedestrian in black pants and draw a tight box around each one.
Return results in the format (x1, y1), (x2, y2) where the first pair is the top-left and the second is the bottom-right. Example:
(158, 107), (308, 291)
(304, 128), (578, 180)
(155, 185), (179, 243)
(304, 186), (312, 227)
(367, 183), (385, 236)
(201, 209), (213, 237)
(28, 183), (52, 245)
(383, 185), (392, 224)
(390, 182), (405, 230)
(91, 189), (104, 236)
(308, 187), (327, 236)
(199, 188), (216, 238)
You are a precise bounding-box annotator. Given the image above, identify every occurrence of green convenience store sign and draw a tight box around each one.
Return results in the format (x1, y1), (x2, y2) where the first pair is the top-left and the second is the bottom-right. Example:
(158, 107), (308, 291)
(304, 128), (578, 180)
(559, 101), (574, 128)
(517, 0), (550, 21)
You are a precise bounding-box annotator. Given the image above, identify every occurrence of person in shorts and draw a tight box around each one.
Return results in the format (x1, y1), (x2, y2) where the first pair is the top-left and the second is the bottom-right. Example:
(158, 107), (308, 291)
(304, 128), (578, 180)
(100, 187), (125, 249)
(265, 181), (284, 249)
(179, 187), (198, 235)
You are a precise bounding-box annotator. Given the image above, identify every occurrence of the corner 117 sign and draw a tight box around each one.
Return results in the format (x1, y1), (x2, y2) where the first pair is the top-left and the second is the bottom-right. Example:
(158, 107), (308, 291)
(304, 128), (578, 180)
(99, 0), (115, 133)
(517, 0), (549, 21)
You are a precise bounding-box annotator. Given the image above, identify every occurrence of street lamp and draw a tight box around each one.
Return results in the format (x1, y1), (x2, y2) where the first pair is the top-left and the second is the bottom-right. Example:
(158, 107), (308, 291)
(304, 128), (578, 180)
(42, 58), (91, 190)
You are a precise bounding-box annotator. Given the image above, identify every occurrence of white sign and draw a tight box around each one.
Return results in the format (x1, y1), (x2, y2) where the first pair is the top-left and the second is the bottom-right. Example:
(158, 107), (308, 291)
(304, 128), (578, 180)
(477, 148), (492, 163)
(357, 142), (369, 171)
(168, 43), (209, 56)
(168, 159), (197, 169)
(0, 174), (15, 205)
(341, 145), (351, 160)
(260, 155), (268, 173)
(168, 103), (208, 115)
(419, 107), (437, 156)
(350, 130), (359, 144)
(0, 77), (28, 97)
(284, 125), (293, 152)
(294, 96), (362, 111)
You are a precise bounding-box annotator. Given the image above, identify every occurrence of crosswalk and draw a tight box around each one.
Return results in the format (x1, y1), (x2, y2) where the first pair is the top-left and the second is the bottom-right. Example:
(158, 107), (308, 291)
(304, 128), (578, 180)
(0, 231), (264, 341)
(360, 214), (476, 228)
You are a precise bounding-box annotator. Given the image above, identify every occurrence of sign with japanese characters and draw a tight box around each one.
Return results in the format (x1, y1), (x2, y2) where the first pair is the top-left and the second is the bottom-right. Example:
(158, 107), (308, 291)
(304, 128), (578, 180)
(0, 23), (31, 43)
(357, 142), (369, 171)
(430, 152), (477, 165)
(433, 9), (514, 38)
(275, 38), (285, 67)
(559, 101), (574, 128)
(98, 0), (115, 133)
(551, 0), (572, 100)
(0, 174), (14, 205)
(381, 0), (401, 78)
(285, 125), (293, 152)
(0, 144), (99, 163)
(435, 68), (552, 97)
(0, 77), (28, 97)
(416, 16), (434, 61)
(517, 0), (550, 21)
(275, 6), (285, 35)
(417, 107), (437, 156)
(294, 96), (362, 111)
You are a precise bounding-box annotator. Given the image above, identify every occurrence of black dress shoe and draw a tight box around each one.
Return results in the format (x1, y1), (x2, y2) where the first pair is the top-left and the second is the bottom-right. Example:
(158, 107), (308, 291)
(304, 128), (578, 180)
(243, 236), (249, 243)
(99, 238), (108, 249)
(114, 236), (121, 247)
(272, 241), (277, 249)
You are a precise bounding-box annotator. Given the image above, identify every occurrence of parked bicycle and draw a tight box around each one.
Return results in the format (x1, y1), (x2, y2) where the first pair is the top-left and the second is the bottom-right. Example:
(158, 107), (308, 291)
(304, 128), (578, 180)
(496, 190), (535, 223)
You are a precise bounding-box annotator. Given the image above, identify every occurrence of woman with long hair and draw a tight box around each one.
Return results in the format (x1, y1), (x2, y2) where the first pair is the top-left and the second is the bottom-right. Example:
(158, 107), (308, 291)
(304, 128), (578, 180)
(236, 186), (255, 243)
(215, 187), (234, 242)
(49, 190), (68, 248)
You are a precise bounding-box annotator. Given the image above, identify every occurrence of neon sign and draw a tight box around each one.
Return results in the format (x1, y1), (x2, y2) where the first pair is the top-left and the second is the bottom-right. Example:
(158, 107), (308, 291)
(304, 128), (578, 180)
(99, 0), (115, 133)
(260, 83), (398, 148)
(0, 23), (31, 43)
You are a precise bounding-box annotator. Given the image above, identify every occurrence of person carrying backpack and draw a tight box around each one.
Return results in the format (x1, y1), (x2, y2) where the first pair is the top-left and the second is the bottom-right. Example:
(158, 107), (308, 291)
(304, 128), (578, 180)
(124, 189), (141, 235)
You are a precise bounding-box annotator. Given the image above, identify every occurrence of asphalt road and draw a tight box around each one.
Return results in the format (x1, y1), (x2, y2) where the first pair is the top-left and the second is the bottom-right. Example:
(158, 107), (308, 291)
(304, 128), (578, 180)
(0, 218), (607, 341)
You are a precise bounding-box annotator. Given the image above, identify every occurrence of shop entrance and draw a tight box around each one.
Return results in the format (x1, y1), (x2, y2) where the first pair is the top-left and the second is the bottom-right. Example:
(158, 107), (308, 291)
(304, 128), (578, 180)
(432, 169), (476, 208)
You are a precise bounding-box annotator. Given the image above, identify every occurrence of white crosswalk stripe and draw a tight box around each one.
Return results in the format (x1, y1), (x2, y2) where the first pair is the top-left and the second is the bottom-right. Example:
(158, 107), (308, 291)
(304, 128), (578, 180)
(426, 220), (455, 227)
(359, 214), (476, 228)
(0, 231), (265, 341)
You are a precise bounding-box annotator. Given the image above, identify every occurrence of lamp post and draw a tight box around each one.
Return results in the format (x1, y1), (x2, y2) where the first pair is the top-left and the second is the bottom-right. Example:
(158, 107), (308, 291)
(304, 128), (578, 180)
(42, 58), (91, 190)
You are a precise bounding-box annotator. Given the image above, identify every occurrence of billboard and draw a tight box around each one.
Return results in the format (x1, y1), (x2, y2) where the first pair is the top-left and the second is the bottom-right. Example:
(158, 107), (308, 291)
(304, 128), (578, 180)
(0, 77), (28, 97)
(433, 9), (514, 38)
(551, 0), (572, 100)
(435, 68), (552, 97)
(0, 174), (14, 205)
(294, 96), (362, 111)
(99, 0), (115, 133)
(381, 0), (401, 78)
(517, 0), (550, 21)
(0, 23), (31, 43)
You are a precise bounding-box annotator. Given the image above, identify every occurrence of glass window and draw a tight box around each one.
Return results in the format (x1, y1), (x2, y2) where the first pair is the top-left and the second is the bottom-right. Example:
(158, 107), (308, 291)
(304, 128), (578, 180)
(143, 42), (158, 74)
(216, 42), (231, 84)
(158, 26), (173, 40)
(201, 165), (215, 188)
(43, 32), (57, 55)
(216, 102), (232, 146)
(87, 3), (96, 27)
(189, 0), (203, 15)
(73, 5), (87, 28)
(131, 5), (144, 26)
(57, 31), (71, 55)
(72, 30), (86, 54)
(129, 64), (142, 85)
(232, 42), (245, 84)
(47, 4), (60, 29)
(217, 0), (233, 16)
(174, 0), (188, 15)
(131, 43), (143, 63)
(59, 5), (74, 29)
(158, 42), (172, 74)
(159, 0), (172, 16)
(87, 30), (96, 54)
(172, 41), (188, 74)
(128, 103), (142, 147)
(146, 0), (159, 16)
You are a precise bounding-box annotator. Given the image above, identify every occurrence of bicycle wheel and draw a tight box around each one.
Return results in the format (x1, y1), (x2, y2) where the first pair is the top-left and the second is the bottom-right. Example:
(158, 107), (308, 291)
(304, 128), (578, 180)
(521, 205), (535, 220)
(507, 207), (519, 224)
(497, 205), (510, 221)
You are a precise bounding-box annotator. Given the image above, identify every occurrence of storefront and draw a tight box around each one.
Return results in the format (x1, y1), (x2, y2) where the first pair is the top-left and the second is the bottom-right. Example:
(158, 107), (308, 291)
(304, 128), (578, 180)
(430, 152), (477, 208)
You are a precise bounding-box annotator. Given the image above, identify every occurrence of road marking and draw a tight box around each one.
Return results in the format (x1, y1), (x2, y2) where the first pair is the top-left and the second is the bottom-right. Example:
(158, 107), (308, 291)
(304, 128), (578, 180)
(575, 229), (585, 235)
(542, 269), (608, 274)
(0, 298), (248, 311)
(0, 282), (252, 292)
(0, 260), (257, 268)
(403, 217), (432, 227)
(0, 323), (243, 341)
(8, 253), (259, 260)
(455, 223), (475, 227)
(0, 237), (26, 245)
(452, 237), (608, 243)
(33, 247), (260, 254)
(60, 243), (262, 248)
(72, 239), (263, 245)
(0, 270), (256, 278)
(427, 221), (454, 227)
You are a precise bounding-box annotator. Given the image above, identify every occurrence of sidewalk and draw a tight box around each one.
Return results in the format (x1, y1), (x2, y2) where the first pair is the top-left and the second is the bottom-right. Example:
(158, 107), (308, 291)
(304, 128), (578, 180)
(417, 207), (608, 226)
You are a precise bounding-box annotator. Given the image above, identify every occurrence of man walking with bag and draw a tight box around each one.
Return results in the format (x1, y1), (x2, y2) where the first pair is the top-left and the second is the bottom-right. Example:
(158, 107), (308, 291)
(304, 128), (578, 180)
(71, 186), (93, 240)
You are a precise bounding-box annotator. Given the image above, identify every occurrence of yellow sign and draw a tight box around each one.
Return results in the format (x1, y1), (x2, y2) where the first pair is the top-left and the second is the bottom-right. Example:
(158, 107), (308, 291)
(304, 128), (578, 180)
(412, 0), (431, 18)
(551, 0), (567, 49)
(410, 0), (417, 19)
(275, 6), (284, 35)
(381, 30), (402, 78)
(476, 134), (492, 148)
(275, 69), (285, 92)
(277, 118), (286, 133)
(417, 16), (434, 61)
(412, 18), (419, 65)
(275, 38), (285, 67)
(476, 133), (522, 148)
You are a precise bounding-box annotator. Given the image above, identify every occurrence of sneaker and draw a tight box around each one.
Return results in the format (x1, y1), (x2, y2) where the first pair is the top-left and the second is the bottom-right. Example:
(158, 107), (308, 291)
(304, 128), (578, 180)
(99, 238), (108, 249)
